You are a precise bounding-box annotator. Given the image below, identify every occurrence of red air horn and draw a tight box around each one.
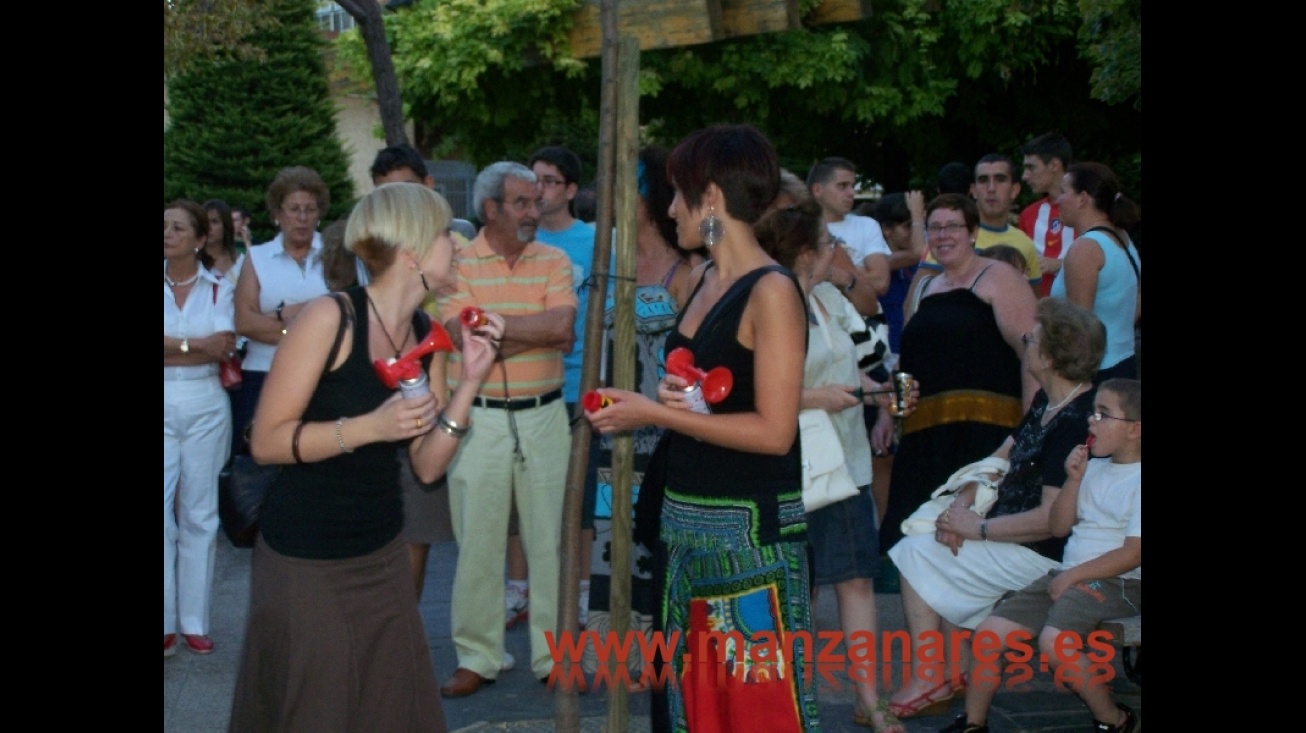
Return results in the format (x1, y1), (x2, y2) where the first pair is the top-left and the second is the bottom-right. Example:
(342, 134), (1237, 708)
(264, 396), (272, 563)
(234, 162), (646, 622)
(373, 320), (455, 389)
(460, 306), (489, 330)
(665, 347), (733, 413)
(582, 390), (615, 412)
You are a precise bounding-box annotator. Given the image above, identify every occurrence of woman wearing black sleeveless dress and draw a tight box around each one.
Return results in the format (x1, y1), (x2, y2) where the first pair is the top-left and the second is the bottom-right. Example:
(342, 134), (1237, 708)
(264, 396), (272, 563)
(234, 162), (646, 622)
(878, 194), (1037, 718)
(586, 125), (818, 732)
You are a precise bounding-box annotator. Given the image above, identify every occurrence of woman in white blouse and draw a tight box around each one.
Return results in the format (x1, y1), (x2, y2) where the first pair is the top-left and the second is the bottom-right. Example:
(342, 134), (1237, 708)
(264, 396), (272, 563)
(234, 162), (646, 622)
(232, 167), (331, 454)
(756, 200), (909, 733)
(163, 199), (236, 657)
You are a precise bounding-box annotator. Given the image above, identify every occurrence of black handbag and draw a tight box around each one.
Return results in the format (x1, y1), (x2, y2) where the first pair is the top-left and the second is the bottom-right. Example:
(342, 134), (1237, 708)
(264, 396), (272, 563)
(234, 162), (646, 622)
(217, 293), (352, 548)
(218, 455), (279, 548)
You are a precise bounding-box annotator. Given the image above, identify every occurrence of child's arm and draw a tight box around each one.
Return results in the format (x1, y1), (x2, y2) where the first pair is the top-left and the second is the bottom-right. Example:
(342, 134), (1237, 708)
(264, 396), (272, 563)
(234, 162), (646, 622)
(1048, 537), (1141, 600)
(1050, 443), (1089, 537)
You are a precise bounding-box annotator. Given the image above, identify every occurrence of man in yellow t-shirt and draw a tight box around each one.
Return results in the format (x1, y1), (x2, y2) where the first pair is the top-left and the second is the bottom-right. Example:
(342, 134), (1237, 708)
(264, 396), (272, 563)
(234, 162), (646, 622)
(916, 153), (1042, 297)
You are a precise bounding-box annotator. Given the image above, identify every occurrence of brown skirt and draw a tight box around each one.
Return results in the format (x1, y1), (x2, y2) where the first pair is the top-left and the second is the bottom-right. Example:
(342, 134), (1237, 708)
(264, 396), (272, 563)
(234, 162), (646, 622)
(229, 534), (446, 733)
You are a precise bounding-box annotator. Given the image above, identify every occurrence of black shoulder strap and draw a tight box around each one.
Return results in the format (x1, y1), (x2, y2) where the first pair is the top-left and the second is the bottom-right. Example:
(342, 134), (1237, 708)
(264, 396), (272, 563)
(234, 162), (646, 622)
(323, 293), (351, 375)
(969, 264), (995, 291)
(1085, 226), (1140, 282)
(695, 264), (796, 346)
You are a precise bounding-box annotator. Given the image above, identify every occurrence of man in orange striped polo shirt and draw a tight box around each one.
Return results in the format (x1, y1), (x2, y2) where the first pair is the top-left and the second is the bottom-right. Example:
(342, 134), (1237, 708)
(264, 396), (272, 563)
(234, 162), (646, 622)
(432, 161), (578, 698)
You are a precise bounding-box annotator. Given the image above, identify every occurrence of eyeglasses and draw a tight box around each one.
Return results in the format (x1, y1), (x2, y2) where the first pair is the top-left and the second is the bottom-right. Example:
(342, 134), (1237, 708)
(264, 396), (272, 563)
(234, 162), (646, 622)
(1021, 333), (1038, 348)
(1091, 412), (1137, 423)
(925, 222), (968, 236)
(281, 204), (320, 219)
(538, 177), (568, 188)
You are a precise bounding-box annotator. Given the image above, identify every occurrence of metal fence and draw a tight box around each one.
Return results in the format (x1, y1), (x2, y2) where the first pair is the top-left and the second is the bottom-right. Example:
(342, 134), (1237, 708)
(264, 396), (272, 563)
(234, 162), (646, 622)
(427, 160), (478, 222)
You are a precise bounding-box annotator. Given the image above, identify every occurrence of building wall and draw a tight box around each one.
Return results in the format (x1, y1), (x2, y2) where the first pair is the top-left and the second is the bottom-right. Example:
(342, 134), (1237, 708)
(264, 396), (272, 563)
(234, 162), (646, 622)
(333, 93), (407, 199)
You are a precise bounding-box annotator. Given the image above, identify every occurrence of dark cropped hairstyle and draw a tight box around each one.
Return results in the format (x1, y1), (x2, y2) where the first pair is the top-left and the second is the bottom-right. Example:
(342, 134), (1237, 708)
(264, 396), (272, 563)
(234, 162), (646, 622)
(1066, 162), (1141, 233)
(668, 124), (779, 225)
(926, 193), (980, 231)
(936, 161), (972, 195)
(528, 145), (583, 186)
(872, 192), (912, 227)
(202, 199), (237, 261)
(1036, 297), (1106, 383)
(975, 153), (1017, 179)
(1099, 378), (1141, 422)
(166, 199), (214, 270)
(370, 144), (428, 183)
(1022, 132), (1074, 168)
(754, 198), (824, 272)
(638, 145), (681, 252)
(265, 166), (330, 216)
(805, 156), (856, 189)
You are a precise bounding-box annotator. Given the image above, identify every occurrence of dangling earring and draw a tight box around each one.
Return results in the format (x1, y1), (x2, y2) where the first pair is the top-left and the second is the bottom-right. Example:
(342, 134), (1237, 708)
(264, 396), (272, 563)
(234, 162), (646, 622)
(699, 206), (723, 248)
(420, 272), (431, 292)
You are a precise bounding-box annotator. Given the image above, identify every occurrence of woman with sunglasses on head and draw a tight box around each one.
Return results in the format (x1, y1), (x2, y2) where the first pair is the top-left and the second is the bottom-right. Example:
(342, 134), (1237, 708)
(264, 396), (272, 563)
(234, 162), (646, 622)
(231, 167), (332, 456)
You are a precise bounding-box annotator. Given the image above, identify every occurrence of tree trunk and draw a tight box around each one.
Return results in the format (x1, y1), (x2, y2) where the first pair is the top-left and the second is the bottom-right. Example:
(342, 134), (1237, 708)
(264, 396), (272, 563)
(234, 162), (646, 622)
(335, 0), (409, 147)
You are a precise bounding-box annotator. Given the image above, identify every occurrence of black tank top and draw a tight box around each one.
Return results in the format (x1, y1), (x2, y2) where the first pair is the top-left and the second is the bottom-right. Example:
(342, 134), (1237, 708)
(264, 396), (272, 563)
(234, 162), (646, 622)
(662, 265), (805, 543)
(260, 286), (429, 559)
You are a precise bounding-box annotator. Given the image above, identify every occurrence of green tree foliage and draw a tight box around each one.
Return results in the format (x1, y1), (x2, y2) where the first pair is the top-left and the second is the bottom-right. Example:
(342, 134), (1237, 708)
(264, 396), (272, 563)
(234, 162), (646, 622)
(336, 0), (593, 165)
(164, 0), (355, 241)
(163, 0), (278, 78)
(1078, 0), (1141, 110)
(334, 0), (1139, 201)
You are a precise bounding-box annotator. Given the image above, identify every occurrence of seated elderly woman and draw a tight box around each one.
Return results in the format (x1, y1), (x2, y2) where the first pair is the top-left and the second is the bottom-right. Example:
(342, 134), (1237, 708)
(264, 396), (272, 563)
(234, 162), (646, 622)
(885, 298), (1105, 719)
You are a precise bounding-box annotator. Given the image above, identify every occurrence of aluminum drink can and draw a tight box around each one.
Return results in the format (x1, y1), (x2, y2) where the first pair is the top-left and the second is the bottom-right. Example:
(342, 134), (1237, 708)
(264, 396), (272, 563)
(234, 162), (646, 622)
(399, 371), (431, 401)
(680, 382), (710, 414)
(891, 371), (913, 416)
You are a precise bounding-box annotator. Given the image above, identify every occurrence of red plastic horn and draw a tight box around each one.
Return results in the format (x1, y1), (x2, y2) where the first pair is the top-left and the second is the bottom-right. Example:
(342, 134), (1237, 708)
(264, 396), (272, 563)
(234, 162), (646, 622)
(665, 347), (733, 404)
(373, 320), (455, 388)
(582, 390), (615, 412)
(460, 306), (489, 330)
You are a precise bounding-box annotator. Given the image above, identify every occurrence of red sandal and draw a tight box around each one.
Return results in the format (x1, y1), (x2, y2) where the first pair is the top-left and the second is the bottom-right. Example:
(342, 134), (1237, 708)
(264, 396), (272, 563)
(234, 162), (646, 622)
(886, 680), (954, 719)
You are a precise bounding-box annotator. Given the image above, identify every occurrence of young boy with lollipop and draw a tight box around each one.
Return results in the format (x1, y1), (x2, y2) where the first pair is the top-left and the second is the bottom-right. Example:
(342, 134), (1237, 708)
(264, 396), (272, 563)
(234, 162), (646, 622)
(942, 378), (1142, 733)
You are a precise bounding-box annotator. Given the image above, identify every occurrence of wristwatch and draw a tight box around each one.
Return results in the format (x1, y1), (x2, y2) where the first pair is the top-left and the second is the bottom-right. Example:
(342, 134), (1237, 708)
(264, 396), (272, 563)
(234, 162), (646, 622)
(180, 338), (190, 354)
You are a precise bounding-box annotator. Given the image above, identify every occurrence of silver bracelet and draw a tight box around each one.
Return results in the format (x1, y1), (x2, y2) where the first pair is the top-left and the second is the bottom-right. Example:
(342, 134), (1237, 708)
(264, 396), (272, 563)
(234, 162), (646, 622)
(335, 417), (353, 453)
(436, 412), (471, 438)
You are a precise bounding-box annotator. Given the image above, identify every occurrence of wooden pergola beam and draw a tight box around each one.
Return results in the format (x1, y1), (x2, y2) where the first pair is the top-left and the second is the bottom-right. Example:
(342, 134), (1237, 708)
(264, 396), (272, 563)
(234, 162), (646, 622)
(566, 0), (862, 59)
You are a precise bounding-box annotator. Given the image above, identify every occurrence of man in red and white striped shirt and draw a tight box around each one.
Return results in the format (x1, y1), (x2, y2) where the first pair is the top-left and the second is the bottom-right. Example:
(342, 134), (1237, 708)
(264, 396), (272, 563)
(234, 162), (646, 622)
(1018, 133), (1075, 296)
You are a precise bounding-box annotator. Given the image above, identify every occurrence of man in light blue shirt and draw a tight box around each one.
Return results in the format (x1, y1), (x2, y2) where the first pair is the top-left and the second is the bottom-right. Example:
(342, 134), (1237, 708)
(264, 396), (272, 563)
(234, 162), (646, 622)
(528, 146), (596, 405)
(522, 145), (598, 627)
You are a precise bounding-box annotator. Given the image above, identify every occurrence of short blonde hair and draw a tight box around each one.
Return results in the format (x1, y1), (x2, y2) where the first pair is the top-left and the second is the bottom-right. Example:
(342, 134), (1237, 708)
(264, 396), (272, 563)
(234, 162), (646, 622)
(346, 182), (452, 277)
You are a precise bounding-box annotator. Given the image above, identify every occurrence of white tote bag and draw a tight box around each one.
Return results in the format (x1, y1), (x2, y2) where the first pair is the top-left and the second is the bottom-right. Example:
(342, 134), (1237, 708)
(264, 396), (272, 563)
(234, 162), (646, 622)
(799, 408), (859, 512)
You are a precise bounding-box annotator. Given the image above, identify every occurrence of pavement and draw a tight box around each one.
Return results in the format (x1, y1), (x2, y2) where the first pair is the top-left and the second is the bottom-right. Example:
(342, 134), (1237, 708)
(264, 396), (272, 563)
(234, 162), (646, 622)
(165, 537), (1141, 732)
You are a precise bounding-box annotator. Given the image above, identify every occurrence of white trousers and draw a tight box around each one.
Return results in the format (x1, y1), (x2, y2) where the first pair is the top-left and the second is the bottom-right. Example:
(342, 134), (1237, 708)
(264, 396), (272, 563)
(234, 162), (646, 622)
(164, 377), (231, 636)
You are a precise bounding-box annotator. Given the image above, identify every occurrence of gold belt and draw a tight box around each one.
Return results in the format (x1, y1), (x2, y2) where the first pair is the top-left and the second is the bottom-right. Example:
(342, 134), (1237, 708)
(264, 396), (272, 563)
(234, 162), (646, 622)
(902, 390), (1022, 435)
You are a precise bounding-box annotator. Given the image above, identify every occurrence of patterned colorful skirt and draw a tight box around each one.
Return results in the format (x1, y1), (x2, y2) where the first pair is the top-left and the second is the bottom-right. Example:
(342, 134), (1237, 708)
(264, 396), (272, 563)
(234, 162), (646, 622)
(660, 489), (821, 732)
